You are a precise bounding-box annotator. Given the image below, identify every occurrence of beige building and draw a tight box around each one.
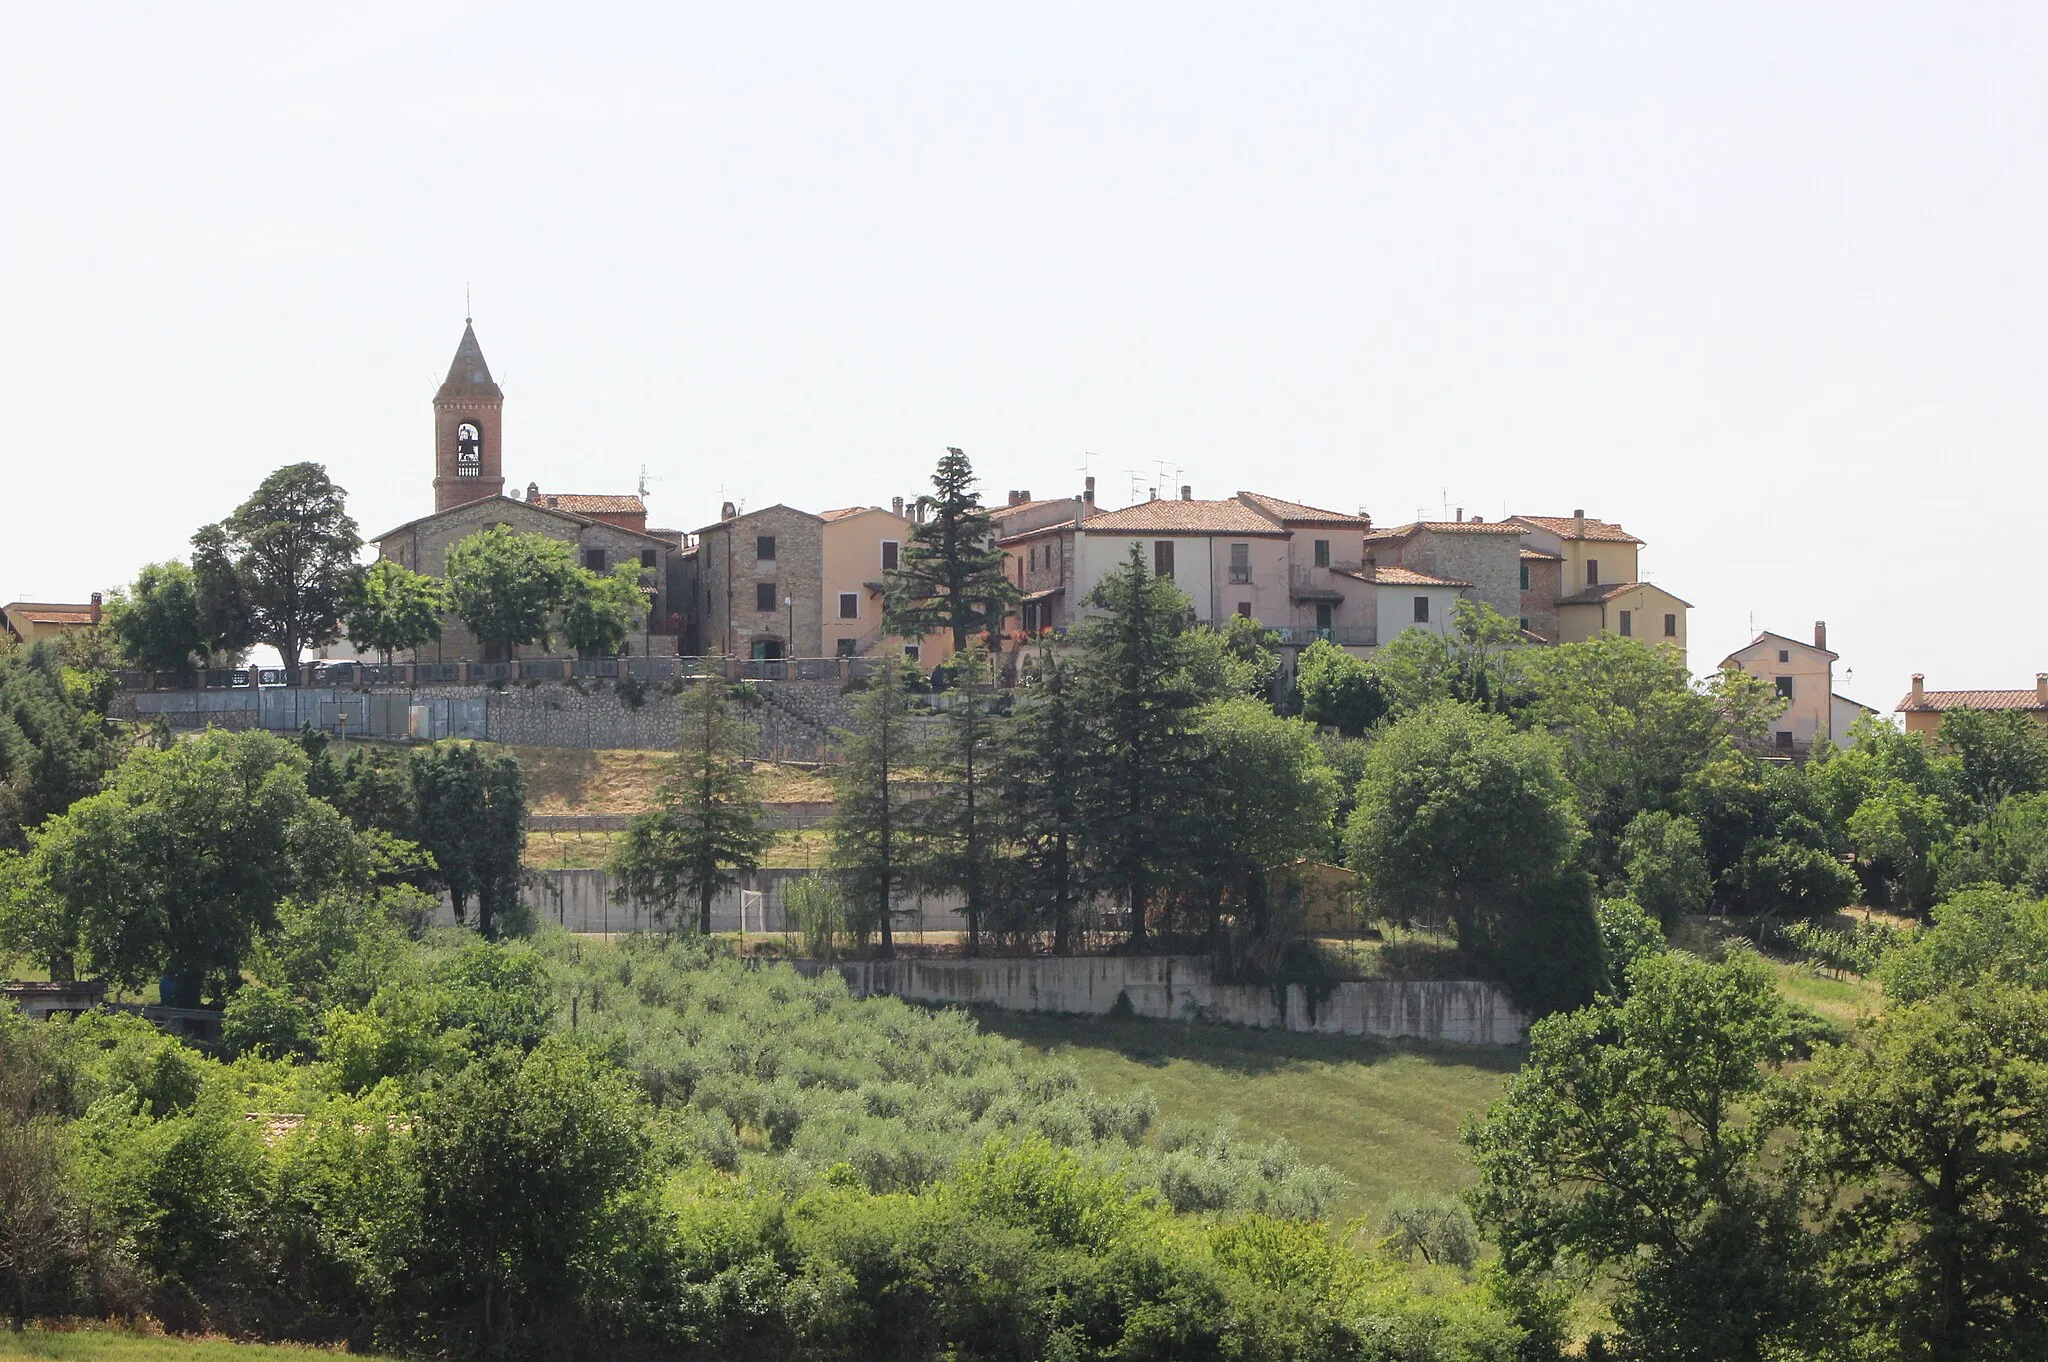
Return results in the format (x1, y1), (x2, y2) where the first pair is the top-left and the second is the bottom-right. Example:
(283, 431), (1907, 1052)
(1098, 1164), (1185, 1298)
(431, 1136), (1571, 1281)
(1722, 624), (1850, 755)
(692, 503), (824, 659)
(1896, 674), (2048, 737)
(818, 505), (954, 665)
(1, 596), (102, 648)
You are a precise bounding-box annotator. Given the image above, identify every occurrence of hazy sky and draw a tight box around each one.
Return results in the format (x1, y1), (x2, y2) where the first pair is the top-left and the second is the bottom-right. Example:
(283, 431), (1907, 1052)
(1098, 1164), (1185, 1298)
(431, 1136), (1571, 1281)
(4, 3), (2043, 706)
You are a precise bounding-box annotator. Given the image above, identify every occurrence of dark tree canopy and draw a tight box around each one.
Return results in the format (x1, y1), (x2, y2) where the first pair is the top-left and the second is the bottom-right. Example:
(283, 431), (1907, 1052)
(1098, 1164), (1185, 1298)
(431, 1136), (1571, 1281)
(199, 463), (363, 678)
(883, 447), (1018, 653)
(610, 679), (775, 934)
(444, 526), (580, 658)
(828, 653), (921, 957)
(408, 742), (527, 938)
(104, 561), (208, 678)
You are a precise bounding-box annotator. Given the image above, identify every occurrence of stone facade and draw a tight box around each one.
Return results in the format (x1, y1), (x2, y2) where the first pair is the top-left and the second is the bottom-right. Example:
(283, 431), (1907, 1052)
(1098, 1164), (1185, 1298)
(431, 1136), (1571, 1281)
(1519, 553), (1563, 640)
(374, 496), (677, 662)
(693, 504), (825, 658)
(1369, 522), (1523, 622)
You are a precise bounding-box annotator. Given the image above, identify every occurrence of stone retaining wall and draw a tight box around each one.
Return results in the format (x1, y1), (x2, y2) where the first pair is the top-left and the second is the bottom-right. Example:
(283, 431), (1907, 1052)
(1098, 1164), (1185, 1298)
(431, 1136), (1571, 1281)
(794, 955), (1528, 1046)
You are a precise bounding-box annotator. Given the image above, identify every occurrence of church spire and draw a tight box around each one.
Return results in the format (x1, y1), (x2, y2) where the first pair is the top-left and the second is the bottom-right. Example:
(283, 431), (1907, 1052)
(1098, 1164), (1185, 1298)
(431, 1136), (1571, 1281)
(436, 319), (502, 400)
(433, 318), (506, 512)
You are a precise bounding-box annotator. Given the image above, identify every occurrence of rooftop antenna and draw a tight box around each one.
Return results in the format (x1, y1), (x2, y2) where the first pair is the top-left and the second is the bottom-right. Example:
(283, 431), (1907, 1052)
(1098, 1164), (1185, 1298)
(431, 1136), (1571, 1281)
(465, 282), (472, 324)
(637, 463), (663, 499)
(1441, 487), (1449, 520)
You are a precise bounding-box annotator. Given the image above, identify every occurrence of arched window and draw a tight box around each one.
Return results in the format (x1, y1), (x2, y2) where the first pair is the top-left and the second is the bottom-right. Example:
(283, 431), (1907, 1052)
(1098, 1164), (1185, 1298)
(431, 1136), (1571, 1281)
(456, 422), (483, 476)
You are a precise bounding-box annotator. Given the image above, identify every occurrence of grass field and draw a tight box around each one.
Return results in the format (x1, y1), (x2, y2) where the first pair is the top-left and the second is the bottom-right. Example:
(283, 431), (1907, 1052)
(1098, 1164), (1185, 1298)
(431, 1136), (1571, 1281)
(978, 1010), (1521, 1228)
(0, 1330), (387, 1362)
(506, 744), (834, 814)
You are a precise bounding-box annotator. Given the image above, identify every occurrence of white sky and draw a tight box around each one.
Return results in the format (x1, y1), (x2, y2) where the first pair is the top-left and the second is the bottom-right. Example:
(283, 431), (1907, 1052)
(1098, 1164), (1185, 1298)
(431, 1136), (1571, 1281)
(3, 3), (2044, 705)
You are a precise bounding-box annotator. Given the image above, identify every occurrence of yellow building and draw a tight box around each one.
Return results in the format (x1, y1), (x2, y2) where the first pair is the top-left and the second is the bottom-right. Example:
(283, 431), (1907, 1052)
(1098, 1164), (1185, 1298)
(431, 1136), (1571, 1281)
(1, 595), (102, 648)
(1722, 624), (1843, 755)
(818, 506), (954, 666)
(1896, 674), (2048, 737)
(1510, 512), (1689, 660)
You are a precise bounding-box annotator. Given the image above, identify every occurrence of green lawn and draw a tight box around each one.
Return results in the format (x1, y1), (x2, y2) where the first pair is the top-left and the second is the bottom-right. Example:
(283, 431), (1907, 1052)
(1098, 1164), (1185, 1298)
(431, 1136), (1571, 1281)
(976, 1010), (1521, 1228)
(0, 1330), (388, 1362)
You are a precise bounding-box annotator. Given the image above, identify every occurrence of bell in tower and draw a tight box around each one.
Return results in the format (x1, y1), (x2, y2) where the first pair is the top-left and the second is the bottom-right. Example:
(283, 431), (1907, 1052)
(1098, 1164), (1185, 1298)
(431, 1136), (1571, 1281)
(433, 318), (506, 512)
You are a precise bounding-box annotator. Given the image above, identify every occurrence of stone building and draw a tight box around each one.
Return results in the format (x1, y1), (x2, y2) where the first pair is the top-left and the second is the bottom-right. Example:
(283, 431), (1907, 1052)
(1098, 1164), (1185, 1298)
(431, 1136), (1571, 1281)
(691, 503), (824, 658)
(370, 321), (683, 660)
(1362, 519), (1524, 623)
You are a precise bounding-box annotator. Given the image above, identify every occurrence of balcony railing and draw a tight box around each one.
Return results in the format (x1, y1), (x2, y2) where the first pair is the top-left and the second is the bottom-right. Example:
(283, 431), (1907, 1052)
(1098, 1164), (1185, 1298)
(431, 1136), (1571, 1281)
(1271, 626), (1376, 647)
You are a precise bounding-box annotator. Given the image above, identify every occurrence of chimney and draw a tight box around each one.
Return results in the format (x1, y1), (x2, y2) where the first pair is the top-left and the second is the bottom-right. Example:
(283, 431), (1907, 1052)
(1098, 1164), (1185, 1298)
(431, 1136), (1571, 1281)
(526, 481), (540, 501)
(720, 500), (737, 521)
(1148, 487), (1158, 501)
(89, 592), (102, 625)
(1072, 493), (1085, 523)
(1455, 507), (1462, 522)
(1814, 620), (1828, 652)
(2037, 673), (2047, 706)
(1180, 484), (1192, 500)
(891, 496), (904, 517)
(1019, 489), (1030, 503)
(1911, 673), (1925, 701)
(1573, 508), (1586, 538)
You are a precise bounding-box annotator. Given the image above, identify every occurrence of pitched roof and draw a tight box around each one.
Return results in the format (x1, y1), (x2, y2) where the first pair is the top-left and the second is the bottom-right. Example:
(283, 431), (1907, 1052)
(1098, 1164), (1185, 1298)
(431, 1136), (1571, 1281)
(1079, 499), (1287, 537)
(1, 603), (97, 626)
(996, 518), (1082, 547)
(435, 321), (502, 401)
(1727, 629), (1838, 662)
(1365, 520), (1521, 543)
(1518, 546), (1562, 561)
(1234, 491), (1365, 528)
(1363, 566), (1471, 588)
(990, 497), (1074, 519)
(1512, 514), (1643, 544)
(533, 493), (645, 516)
(373, 495), (670, 546)
(695, 503), (823, 533)
(1896, 687), (2048, 714)
(1557, 581), (1694, 608)
(820, 506), (878, 522)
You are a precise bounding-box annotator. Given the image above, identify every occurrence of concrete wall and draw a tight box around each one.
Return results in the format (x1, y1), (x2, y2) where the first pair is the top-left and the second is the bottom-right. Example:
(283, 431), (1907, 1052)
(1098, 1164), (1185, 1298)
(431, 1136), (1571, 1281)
(443, 867), (968, 934)
(1077, 533), (1220, 621)
(798, 954), (1528, 1046)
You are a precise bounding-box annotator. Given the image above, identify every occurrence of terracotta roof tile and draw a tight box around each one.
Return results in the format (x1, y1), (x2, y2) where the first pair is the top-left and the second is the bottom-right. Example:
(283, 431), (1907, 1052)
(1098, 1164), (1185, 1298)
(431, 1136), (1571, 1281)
(1365, 520), (1521, 542)
(537, 493), (645, 515)
(1519, 546), (1562, 560)
(1556, 582), (1694, 608)
(1367, 565), (1471, 588)
(1080, 499), (1287, 536)
(1896, 688), (2048, 714)
(1234, 491), (1366, 527)
(3, 602), (99, 626)
(1513, 514), (1643, 544)
(820, 506), (880, 522)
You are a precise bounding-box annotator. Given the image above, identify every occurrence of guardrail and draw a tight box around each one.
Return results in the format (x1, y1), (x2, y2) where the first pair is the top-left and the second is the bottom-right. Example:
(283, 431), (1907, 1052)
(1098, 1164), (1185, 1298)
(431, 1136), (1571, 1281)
(114, 655), (882, 693)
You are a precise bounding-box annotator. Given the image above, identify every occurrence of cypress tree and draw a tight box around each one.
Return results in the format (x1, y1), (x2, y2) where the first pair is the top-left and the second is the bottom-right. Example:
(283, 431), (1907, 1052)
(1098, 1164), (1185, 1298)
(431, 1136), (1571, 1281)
(828, 653), (922, 957)
(998, 646), (1091, 954)
(883, 447), (1018, 653)
(917, 641), (1004, 955)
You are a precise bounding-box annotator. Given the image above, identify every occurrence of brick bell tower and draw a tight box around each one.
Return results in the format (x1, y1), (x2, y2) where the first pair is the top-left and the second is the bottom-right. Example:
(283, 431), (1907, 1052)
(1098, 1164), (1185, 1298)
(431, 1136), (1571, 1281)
(433, 318), (505, 512)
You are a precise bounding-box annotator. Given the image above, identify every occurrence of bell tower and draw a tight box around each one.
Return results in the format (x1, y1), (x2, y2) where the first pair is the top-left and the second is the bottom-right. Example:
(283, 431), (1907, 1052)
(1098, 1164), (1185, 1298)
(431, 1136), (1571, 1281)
(433, 318), (505, 512)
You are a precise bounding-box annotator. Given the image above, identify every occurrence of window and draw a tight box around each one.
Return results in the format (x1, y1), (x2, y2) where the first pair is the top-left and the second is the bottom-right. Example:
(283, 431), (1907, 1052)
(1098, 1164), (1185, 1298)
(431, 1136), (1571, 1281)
(1413, 596), (1430, 623)
(1313, 539), (1330, 568)
(1519, 562), (1530, 591)
(1664, 613), (1677, 637)
(1619, 609), (1632, 637)
(881, 540), (899, 571)
(1776, 730), (1795, 751)
(1315, 602), (1333, 631)
(1778, 649), (1789, 663)
(1776, 675), (1794, 699)
(1586, 559), (1600, 585)
(835, 638), (857, 657)
(584, 548), (607, 572)
(902, 644), (920, 664)
(1235, 601), (1252, 617)
(1029, 546), (1039, 571)
(838, 592), (858, 620)
(756, 535), (777, 561)
(1520, 617), (1530, 632)
(756, 583), (778, 613)
(1229, 543), (1250, 583)
(640, 548), (657, 568)
(1153, 540), (1175, 579)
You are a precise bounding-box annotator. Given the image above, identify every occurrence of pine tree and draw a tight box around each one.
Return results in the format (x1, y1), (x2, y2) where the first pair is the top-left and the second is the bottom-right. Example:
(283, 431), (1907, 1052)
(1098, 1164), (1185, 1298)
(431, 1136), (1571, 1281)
(828, 653), (922, 956)
(611, 679), (776, 935)
(997, 646), (1091, 954)
(916, 642), (1004, 955)
(883, 447), (1019, 653)
(1073, 546), (1209, 951)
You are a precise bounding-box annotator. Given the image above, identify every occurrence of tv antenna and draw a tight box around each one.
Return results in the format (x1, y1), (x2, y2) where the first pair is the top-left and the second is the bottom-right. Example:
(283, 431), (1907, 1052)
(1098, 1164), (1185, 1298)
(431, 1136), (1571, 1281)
(637, 463), (663, 498)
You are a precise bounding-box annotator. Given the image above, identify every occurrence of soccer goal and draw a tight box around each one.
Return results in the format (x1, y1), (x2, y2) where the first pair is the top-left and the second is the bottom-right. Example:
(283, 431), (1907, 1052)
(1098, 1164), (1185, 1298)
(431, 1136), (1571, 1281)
(739, 889), (766, 936)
